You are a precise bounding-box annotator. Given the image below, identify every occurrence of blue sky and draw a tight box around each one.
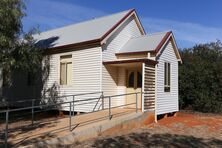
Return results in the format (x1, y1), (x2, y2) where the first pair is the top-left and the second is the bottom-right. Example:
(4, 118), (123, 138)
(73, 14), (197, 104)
(22, 0), (222, 48)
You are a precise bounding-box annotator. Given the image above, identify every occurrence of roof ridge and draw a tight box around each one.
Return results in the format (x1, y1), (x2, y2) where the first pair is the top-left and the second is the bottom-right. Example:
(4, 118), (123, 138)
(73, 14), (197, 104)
(37, 9), (134, 36)
(128, 31), (172, 40)
(147, 31), (172, 36)
(128, 35), (147, 39)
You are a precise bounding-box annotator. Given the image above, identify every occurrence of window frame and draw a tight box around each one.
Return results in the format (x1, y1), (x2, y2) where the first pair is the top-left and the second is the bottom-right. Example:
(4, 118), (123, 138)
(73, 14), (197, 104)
(60, 55), (72, 86)
(164, 62), (171, 92)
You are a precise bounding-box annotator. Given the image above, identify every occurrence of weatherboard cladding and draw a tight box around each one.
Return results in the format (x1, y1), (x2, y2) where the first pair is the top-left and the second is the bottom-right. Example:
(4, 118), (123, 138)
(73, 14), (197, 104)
(156, 40), (179, 115)
(102, 15), (143, 61)
(44, 47), (102, 112)
(143, 63), (156, 111)
(34, 9), (179, 114)
(40, 9), (144, 112)
(101, 14), (143, 108)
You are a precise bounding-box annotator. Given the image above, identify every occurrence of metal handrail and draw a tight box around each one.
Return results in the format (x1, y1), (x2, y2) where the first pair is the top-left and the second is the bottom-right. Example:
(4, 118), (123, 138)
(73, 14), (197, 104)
(92, 94), (103, 111)
(103, 92), (141, 98)
(0, 92), (141, 113)
(1, 92), (141, 147)
(0, 96), (100, 113)
(0, 91), (102, 105)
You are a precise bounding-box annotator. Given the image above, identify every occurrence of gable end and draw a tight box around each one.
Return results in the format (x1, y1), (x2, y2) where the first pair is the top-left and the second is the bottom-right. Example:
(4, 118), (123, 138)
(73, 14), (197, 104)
(155, 32), (182, 63)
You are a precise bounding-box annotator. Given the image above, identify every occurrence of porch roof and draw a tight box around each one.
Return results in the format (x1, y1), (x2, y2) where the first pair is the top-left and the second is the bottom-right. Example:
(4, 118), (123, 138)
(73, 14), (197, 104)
(103, 58), (158, 65)
(116, 31), (171, 55)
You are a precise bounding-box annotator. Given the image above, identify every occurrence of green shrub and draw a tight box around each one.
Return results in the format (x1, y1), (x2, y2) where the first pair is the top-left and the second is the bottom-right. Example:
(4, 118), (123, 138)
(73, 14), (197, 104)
(179, 41), (222, 113)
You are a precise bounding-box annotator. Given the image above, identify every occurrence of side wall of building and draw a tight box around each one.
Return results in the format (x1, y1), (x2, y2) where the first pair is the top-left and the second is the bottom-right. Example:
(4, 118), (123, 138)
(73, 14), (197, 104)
(43, 47), (102, 112)
(2, 47), (102, 112)
(156, 40), (179, 115)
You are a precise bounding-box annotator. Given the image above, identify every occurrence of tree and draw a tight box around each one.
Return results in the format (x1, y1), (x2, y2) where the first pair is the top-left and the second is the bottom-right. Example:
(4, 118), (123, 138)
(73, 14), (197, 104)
(0, 0), (42, 86)
(179, 41), (222, 113)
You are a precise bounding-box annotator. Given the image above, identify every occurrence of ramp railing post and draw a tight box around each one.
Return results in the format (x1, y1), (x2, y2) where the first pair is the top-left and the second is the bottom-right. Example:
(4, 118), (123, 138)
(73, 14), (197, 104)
(136, 93), (138, 113)
(31, 100), (34, 125)
(109, 97), (111, 120)
(102, 92), (104, 110)
(5, 110), (8, 148)
(69, 102), (72, 131)
(72, 95), (75, 116)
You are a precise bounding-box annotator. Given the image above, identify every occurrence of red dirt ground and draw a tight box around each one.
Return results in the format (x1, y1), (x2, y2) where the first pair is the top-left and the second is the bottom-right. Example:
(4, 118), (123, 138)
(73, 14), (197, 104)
(70, 111), (222, 148)
(155, 112), (222, 133)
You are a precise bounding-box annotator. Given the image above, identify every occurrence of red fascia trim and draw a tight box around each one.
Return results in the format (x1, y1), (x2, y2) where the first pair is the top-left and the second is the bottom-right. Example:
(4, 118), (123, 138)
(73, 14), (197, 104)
(134, 10), (146, 35)
(103, 58), (158, 65)
(154, 31), (172, 53)
(47, 39), (100, 50)
(115, 51), (148, 56)
(100, 9), (135, 41)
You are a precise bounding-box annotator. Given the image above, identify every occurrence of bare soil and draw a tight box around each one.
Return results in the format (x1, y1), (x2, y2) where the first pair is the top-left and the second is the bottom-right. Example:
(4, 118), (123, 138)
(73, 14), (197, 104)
(70, 111), (222, 148)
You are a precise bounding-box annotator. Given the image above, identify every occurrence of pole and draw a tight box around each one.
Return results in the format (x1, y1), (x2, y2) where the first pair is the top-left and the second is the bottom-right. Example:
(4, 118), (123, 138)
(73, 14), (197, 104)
(136, 93), (138, 113)
(69, 102), (72, 131)
(102, 92), (104, 110)
(72, 96), (75, 116)
(32, 100), (34, 125)
(5, 111), (8, 148)
(109, 97), (111, 120)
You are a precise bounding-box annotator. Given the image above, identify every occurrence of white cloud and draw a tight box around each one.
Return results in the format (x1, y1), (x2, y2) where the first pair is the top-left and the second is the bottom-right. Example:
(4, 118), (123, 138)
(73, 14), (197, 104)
(23, 0), (222, 48)
(141, 17), (222, 45)
(23, 0), (106, 31)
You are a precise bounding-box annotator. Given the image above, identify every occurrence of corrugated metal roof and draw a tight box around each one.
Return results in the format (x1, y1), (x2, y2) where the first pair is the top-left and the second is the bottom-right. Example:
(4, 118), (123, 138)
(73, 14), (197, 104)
(34, 9), (132, 48)
(118, 31), (171, 53)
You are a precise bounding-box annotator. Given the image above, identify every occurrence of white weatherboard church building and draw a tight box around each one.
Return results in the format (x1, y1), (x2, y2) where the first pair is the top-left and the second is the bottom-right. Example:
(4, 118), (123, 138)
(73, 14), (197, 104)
(1, 9), (182, 116)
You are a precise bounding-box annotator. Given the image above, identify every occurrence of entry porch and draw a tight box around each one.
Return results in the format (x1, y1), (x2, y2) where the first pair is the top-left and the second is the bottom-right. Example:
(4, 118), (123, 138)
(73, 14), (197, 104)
(103, 58), (157, 112)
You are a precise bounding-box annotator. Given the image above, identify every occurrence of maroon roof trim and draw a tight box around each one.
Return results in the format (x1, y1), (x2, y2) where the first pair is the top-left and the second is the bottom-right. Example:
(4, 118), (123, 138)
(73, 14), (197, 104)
(154, 31), (172, 53)
(134, 10), (146, 35)
(100, 9), (135, 41)
(103, 58), (158, 65)
(44, 39), (101, 54)
(115, 51), (148, 56)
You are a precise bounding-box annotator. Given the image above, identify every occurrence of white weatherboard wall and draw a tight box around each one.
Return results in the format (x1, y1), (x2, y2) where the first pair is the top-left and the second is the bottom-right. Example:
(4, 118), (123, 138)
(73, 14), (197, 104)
(102, 16), (142, 107)
(156, 41), (179, 115)
(116, 67), (126, 106)
(44, 47), (102, 112)
(102, 65), (118, 108)
(102, 16), (142, 61)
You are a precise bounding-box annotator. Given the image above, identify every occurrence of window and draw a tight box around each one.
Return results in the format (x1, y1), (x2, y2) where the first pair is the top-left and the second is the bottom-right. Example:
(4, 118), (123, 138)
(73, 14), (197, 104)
(164, 62), (170, 92)
(60, 55), (72, 85)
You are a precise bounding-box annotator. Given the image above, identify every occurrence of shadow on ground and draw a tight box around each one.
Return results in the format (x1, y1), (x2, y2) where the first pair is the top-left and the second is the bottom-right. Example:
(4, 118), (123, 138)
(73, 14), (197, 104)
(90, 132), (222, 148)
(0, 110), (135, 147)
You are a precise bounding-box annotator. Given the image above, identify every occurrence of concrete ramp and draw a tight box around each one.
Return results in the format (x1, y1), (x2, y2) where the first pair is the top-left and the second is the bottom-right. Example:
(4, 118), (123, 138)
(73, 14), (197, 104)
(5, 109), (149, 147)
(36, 111), (143, 148)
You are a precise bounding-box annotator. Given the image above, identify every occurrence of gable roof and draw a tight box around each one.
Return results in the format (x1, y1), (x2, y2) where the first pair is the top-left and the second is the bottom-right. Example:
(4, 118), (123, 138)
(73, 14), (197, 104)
(116, 31), (182, 62)
(117, 31), (169, 54)
(34, 9), (145, 50)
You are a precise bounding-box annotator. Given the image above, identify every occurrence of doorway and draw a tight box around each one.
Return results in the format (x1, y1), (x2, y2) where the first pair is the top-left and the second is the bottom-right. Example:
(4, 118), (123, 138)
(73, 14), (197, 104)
(126, 69), (142, 109)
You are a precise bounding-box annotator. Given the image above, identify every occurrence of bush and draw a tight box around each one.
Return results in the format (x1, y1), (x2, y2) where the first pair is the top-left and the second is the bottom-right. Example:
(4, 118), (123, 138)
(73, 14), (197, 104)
(179, 41), (222, 113)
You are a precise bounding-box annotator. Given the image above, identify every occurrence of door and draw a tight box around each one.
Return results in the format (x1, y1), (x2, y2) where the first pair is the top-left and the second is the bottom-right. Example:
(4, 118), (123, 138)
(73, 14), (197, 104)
(126, 70), (142, 109)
